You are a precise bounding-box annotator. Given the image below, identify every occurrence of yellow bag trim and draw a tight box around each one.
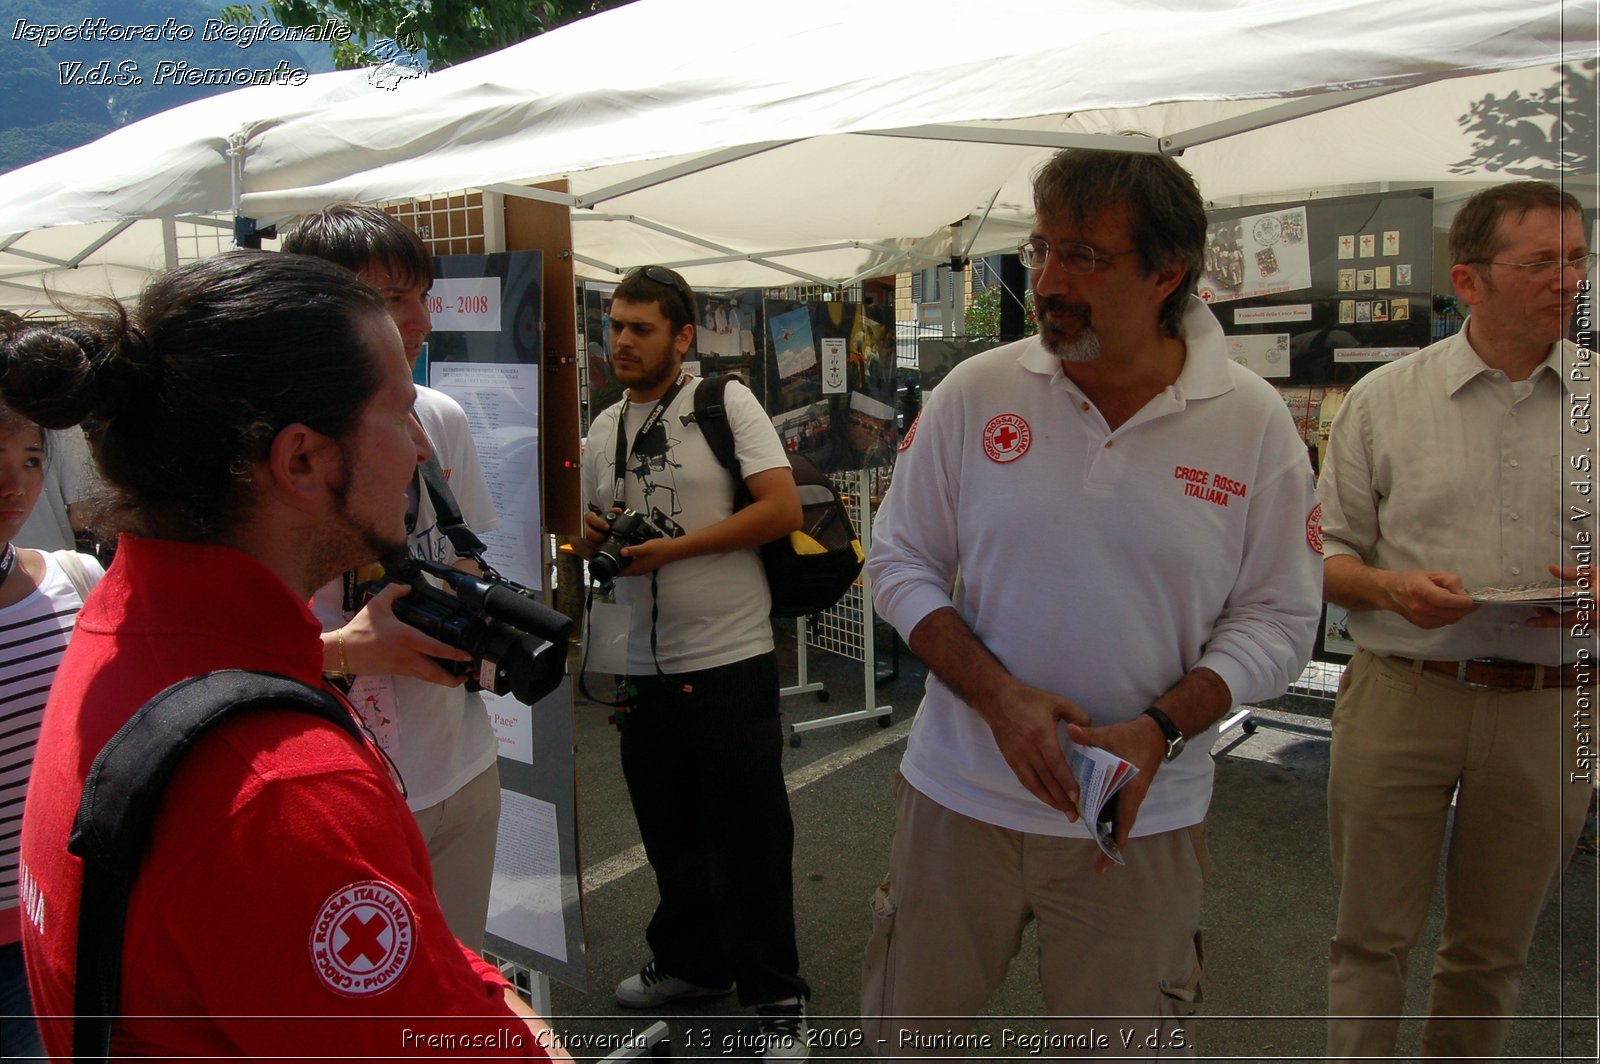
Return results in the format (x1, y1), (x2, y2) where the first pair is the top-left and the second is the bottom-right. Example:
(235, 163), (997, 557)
(789, 530), (828, 555)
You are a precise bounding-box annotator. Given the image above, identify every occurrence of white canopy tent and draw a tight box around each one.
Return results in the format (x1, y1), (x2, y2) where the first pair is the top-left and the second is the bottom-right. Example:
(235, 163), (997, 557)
(1, 0), (1594, 310)
(0, 67), (377, 313)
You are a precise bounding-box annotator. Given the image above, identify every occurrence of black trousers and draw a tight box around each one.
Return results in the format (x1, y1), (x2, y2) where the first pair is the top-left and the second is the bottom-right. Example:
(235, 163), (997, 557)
(619, 651), (810, 1006)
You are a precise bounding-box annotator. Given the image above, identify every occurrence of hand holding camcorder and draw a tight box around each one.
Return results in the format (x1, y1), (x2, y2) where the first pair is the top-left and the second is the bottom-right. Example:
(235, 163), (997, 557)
(367, 558), (573, 706)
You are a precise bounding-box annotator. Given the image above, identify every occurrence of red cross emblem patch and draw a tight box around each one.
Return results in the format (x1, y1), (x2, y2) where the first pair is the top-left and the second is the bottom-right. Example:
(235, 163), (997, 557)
(1306, 503), (1324, 555)
(309, 880), (415, 997)
(982, 413), (1031, 463)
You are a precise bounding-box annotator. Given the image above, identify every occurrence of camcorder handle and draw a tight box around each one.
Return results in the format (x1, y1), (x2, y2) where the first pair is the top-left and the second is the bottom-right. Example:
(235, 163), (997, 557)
(410, 559), (575, 645)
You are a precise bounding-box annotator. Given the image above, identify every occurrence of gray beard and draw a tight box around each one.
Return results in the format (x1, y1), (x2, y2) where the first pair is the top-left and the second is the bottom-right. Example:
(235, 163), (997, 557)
(1044, 326), (1102, 364)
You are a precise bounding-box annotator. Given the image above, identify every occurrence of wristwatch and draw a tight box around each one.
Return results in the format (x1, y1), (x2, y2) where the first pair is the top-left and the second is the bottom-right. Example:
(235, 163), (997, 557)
(1142, 706), (1186, 762)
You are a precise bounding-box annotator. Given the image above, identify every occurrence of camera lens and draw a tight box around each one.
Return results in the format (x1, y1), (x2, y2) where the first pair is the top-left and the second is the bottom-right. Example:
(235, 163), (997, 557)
(590, 540), (628, 584)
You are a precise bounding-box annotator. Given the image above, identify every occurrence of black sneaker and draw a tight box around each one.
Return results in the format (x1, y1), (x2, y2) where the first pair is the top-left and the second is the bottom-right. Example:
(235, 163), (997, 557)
(755, 998), (811, 1060)
(614, 958), (733, 1008)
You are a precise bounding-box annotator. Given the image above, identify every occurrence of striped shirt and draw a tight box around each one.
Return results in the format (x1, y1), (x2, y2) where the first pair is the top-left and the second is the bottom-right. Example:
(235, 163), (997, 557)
(1, 550), (102, 943)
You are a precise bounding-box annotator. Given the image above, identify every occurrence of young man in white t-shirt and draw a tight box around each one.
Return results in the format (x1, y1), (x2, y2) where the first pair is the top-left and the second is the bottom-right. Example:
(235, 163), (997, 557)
(282, 206), (502, 950)
(578, 265), (813, 1059)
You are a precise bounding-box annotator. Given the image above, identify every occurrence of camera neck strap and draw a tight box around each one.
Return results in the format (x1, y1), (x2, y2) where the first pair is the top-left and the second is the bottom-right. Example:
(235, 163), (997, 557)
(611, 373), (688, 507)
(418, 452), (488, 563)
(578, 570), (687, 713)
(584, 374), (693, 709)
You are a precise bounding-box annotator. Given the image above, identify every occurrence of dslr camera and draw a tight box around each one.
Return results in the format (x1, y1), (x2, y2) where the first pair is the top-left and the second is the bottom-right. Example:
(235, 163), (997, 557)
(375, 558), (573, 706)
(589, 508), (667, 584)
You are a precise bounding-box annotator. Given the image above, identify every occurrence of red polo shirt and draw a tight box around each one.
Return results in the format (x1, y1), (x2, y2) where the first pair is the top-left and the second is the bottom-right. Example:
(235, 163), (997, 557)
(19, 537), (547, 1059)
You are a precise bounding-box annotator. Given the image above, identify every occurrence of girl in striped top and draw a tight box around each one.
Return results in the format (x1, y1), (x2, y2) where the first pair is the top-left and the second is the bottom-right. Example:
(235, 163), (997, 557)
(0, 400), (102, 1057)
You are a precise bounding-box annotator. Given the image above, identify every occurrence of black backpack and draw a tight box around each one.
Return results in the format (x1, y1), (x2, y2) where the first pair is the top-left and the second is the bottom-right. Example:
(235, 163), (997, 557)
(67, 671), (362, 1062)
(688, 376), (864, 618)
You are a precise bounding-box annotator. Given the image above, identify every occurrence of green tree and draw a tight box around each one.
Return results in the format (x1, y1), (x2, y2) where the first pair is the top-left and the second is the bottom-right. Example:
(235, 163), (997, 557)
(220, 1), (630, 70)
(964, 283), (1035, 338)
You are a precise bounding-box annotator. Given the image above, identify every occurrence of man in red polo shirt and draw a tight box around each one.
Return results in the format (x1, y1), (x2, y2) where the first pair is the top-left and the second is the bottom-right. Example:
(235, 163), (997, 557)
(5, 251), (568, 1060)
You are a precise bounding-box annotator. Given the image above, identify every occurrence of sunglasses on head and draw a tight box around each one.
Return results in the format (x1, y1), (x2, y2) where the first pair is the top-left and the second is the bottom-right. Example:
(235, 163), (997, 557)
(627, 265), (695, 325)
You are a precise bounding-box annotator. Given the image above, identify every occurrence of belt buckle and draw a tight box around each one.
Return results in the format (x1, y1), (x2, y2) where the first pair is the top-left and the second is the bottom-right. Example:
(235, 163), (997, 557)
(1456, 658), (1500, 690)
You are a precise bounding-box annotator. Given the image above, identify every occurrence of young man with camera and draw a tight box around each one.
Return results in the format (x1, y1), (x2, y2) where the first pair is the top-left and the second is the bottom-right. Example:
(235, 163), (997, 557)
(281, 206), (504, 951)
(578, 266), (813, 1059)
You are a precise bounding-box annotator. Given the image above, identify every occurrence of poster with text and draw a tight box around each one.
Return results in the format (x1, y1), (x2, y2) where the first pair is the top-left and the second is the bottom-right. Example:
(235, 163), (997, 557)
(430, 251), (542, 588)
(429, 252), (586, 988)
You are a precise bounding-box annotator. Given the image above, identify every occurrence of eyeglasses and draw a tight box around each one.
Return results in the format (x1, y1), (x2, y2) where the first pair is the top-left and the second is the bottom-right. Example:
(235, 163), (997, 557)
(1017, 238), (1139, 273)
(1470, 252), (1596, 279)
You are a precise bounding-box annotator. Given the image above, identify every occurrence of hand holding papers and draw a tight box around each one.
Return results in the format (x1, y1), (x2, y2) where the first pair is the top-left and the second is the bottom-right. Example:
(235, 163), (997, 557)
(1467, 582), (1580, 607)
(1063, 732), (1139, 866)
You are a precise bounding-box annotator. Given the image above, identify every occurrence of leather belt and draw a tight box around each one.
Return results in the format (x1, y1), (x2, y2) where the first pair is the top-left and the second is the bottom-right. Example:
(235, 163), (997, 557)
(1400, 656), (1581, 691)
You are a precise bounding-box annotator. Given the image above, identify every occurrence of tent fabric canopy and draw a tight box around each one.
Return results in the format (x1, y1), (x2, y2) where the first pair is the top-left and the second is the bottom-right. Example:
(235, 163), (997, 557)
(1, 0), (1593, 308)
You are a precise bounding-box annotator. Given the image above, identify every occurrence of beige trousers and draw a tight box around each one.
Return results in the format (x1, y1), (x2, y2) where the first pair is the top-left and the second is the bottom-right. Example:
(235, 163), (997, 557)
(1326, 650), (1588, 1060)
(861, 775), (1209, 1060)
(411, 761), (502, 952)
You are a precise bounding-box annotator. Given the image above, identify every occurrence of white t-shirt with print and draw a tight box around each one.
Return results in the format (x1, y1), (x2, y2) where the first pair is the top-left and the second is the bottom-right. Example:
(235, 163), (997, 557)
(581, 377), (790, 674)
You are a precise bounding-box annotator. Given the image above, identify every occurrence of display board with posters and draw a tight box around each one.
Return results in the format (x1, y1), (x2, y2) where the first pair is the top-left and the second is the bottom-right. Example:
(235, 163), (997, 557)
(762, 300), (898, 472)
(916, 336), (1007, 398)
(1200, 189), (1434, 387)
(429, 251), (587, 991)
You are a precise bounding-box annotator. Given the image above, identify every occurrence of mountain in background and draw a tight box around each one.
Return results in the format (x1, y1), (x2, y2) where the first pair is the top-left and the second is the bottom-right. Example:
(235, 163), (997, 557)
(2, 0), (337, 174)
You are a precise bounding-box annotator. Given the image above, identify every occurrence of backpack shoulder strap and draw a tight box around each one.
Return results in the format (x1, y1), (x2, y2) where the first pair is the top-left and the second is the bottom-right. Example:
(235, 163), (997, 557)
(67, 670), (361, 1063)
(688, 375), (742, 478)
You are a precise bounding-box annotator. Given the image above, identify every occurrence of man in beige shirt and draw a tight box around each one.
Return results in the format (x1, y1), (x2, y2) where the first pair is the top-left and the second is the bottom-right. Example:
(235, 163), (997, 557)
(1317, 180), (1594, 1059)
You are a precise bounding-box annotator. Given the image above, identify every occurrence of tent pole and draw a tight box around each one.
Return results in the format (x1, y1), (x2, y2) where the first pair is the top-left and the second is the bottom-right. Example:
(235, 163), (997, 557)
(483, 191), (507, 253)
(228, 133), (249, 249)
(161, 219), (179, 271)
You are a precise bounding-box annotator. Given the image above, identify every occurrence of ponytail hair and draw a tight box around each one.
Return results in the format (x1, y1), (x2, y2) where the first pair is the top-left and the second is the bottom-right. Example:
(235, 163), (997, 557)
(0, 250), (388, 541)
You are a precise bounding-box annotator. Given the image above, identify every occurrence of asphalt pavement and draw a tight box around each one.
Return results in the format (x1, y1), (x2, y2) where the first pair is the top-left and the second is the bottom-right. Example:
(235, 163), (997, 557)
(541, 629), (1599, 1062)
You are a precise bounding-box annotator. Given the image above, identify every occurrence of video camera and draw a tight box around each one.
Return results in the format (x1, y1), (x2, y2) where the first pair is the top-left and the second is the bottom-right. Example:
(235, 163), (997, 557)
(373, 558), (573, 706)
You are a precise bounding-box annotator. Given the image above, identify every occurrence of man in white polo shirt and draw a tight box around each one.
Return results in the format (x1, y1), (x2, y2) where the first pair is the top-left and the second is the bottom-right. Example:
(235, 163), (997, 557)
(862, 146), (1321, 1057)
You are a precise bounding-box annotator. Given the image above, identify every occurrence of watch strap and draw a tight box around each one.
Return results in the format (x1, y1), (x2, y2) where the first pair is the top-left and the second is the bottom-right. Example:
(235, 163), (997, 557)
(1141, 705), (1185, 761)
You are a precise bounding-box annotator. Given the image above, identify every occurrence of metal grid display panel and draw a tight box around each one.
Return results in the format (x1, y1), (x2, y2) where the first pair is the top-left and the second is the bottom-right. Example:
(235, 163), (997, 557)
(386, 193), (487, 256)
(805, 466), (891, 663)
(173, 218), (233, 266)
(1288, 659), (1345, 702)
